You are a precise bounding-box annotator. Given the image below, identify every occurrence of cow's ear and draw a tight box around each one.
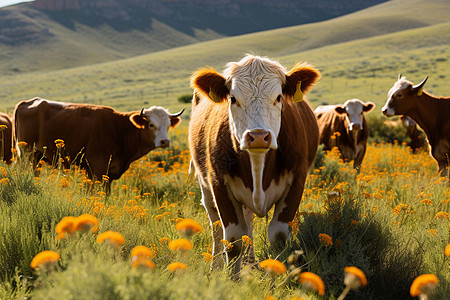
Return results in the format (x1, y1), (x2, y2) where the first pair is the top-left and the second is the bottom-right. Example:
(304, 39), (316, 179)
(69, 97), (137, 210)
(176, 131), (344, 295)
(170, 116), (181, 128)
(129, 113), (147, 129)
(283, 62), (320, 102)
(190, 68), (229, 103)
(363, 102), (375, 112)
(334, 106), (346, 114)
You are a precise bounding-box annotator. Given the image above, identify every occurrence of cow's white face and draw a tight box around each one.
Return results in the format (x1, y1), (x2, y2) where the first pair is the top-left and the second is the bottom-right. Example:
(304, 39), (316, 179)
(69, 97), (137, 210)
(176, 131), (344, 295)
(227, 74), (283, 152)
(144, 107), (172, 148)
(131, 106), (182, 149)
(221, 56), (288, 153)
(382, 77), (410, 116)
(335, 99), (374, 132)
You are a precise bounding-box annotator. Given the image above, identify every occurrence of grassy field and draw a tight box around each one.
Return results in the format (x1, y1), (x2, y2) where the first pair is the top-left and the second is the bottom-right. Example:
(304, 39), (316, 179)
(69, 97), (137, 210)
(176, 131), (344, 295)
(0, 125), (448, 299)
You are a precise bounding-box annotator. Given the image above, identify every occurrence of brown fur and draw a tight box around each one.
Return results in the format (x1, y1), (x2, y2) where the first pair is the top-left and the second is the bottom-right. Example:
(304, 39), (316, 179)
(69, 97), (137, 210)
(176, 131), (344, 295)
(14, 97), (180, 186)
(385, 85), (450, 176)
(189, 59), (320, 273)
(316, 108), (369, 171)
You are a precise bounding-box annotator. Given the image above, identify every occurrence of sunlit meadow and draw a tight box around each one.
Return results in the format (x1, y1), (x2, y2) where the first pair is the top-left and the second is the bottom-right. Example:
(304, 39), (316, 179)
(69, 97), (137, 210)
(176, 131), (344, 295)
(0, 123), (448, 300)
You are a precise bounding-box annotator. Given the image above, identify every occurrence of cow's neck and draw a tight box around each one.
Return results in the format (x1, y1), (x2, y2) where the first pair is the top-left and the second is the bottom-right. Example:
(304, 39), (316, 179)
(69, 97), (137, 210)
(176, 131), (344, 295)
(248, 152), (266, 214)
(408, 93), (446, 144)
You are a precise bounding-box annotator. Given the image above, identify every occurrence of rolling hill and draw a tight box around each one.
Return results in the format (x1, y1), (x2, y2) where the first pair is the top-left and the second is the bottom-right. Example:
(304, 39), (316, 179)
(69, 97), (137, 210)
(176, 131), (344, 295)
(0, 0), (389, 74)
(0, 0), (449, 114)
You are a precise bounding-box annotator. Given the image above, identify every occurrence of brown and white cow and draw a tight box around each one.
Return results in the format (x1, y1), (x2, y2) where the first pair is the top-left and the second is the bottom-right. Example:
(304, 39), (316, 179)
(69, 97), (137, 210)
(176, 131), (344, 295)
(315, 99), (375, 172)
(14, 97), (183, 187)
(0, 112), (13, 164)
(188, 55), (320, 274)
(382, 74), (450, 178)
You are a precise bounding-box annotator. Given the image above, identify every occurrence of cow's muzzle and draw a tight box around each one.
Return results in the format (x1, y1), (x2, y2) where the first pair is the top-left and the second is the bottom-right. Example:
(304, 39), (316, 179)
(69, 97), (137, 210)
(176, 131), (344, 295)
(243, 129), (272, 152)
(159, 139), (170, 148)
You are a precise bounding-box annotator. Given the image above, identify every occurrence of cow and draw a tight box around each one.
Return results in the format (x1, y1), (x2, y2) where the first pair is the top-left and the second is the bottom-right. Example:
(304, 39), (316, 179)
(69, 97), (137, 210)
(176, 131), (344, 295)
(384, 116), (425, 153)
(0, 112), (13, 164)
(14, 97), (184, 189)
(188, 54), (320, 275)
(315, 99), (375, 172)
(382, 74), (450, 178)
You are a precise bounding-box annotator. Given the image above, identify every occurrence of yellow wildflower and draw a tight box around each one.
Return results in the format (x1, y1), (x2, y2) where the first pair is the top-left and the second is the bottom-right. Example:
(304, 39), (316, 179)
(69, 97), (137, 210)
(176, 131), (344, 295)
(434, 211), (449, 219)
(420, 199), (433, 205)
(58, 177), (70, 188)
(242, 235), (253, 247)
(74, 214), (99, 233)
(0, 166), (7, 177)
(202, 252), (213, 262)
(131, 245), (153, 259)
(0, 125), (7, 130)
(55, 216), (77, 239)
(17, 141), (27, 147)
(445, 243), (450, 256)
(410, 274), (439, 297)
(299, 272), (325, 295)
(0, 178), (9, 185)
(168, 238), (193, 252)
(175, 218), (203, 236)
(159, 237), (171, 245)
(220, 239), (233, 250)
(30, 251), (60, 270)
(97, 231), (125, 247)
(344, 266), (367, 289)
(132, 257), (155, 269)
(266, 295), (276, 300)
(319, 233), (333, 247)
(167, 262), (187, 272)
(259, 259), (286, 276)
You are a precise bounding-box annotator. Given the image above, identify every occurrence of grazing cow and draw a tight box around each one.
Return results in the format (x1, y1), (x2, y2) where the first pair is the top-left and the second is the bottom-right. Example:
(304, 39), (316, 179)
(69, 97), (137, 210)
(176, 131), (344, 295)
(315, 99), (375, 172)
(0, 112), (13, 164)
(382, 74), (450, 178)
(14, 97), (183, 187)
(188, 55), (320, 275)
(400, 116), (425, 153)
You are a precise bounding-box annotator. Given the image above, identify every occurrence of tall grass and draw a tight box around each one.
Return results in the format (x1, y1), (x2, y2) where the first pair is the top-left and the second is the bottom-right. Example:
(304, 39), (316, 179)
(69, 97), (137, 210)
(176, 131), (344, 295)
(0, 126), (448, 299)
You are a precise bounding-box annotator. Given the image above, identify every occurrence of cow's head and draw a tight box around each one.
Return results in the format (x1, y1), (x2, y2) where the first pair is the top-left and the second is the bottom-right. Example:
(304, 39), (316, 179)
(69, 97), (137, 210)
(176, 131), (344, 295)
(190, 54), (320, 153)
(334, 99), (375, 136)
(130, 107), (184, 148)
(382, 74), (428, 116)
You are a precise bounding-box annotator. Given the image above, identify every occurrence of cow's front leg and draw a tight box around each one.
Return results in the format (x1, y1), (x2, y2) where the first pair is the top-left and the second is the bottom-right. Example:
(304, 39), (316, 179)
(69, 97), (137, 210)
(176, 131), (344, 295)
(242, 206), (256, 265)
(268, 201), (291, 251)
(199, 181), (224, 270)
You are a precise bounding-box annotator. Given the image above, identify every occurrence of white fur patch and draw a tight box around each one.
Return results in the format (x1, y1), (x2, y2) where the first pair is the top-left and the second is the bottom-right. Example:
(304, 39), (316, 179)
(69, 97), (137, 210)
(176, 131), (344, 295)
(382, 77), (410, 116)
(143, 106), (171, 147)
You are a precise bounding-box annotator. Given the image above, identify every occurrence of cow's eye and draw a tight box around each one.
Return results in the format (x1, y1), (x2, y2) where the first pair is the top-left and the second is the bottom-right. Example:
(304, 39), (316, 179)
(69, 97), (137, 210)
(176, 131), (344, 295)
(276, 95), (282, 103)
(230, 96), (237, 104)
(149, 123), (154, 128)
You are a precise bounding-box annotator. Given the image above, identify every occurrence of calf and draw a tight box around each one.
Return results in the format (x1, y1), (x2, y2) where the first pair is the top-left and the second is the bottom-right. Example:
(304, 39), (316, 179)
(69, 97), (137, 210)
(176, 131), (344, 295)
(315, 99), (375, 172)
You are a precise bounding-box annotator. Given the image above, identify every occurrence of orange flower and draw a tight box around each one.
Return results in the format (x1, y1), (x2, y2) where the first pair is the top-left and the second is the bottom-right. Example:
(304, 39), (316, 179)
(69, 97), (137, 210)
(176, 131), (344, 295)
(74, 214), (99, 233)
(242, 235), (253, 247)
(299, 272), (325, 295)
(344, 266), (367, 289)
(434, 211), (449, 219)
(319, 233), (333, 247)
(159, 237), (171, 245)
(30, 251), (60, 270)
(167, 262), (187, 272)
(410, 274), (439, 297)
(55, 216), (77, 239)
(175, 218), (203, 236)
(131, 245), (153, 259)
(132, 257), (156, 269)
(201, 252), (213, 262)
(97, 231), (125, 247)
(259, 259), (286, 276)
(445, 243), (450, 256)
(168, 238), (193, 252)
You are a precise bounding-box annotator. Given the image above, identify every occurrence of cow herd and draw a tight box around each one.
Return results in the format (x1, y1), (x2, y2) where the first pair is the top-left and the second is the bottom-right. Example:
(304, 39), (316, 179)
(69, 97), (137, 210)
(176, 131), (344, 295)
(0, 54), (448, 275)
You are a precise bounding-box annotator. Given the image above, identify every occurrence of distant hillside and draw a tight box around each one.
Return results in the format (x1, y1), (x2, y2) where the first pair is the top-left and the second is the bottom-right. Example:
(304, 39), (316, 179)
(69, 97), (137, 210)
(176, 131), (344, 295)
(1, 0), (449, 114)
(0, 0), (388, 74)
